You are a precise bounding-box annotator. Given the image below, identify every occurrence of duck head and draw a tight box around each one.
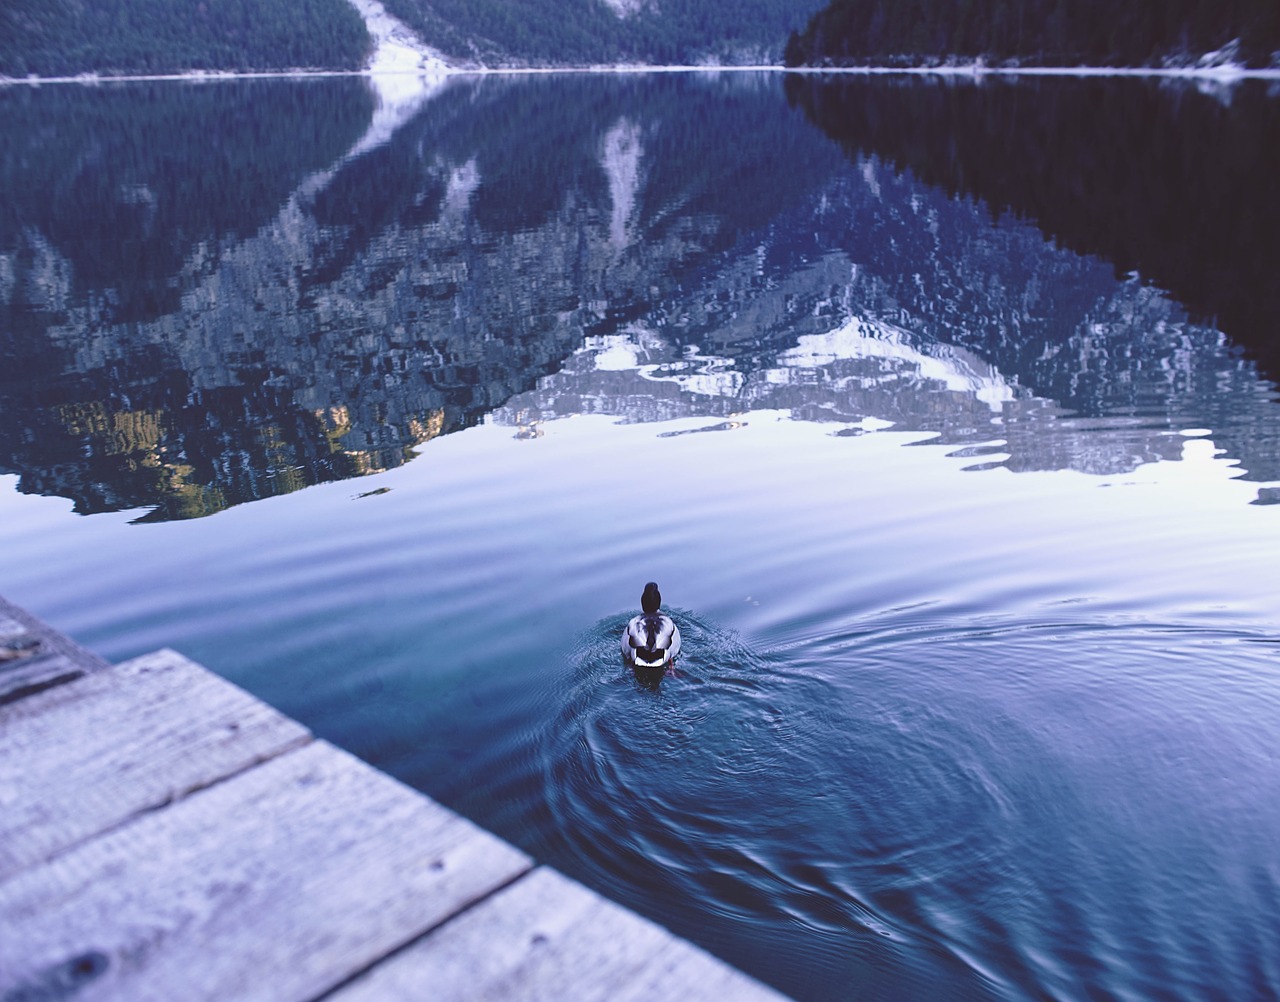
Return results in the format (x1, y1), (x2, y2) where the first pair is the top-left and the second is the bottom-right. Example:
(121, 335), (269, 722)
(641, 582), (661, 614)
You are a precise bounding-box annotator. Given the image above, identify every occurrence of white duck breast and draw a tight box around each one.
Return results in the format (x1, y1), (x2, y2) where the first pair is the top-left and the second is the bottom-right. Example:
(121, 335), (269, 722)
(622, 612), (682, 667)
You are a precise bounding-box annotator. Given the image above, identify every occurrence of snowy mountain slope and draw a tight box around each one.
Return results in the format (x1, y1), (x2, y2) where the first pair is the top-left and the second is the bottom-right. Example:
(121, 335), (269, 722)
(378, 0), (827, 66)
(347, 0), (453, 75)
(1, 0), (824, 76)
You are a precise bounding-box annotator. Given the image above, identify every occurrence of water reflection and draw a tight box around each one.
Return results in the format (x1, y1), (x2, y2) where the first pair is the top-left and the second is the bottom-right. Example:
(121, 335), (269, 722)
(1, 73), (1278, 521)
(784, 74), (1280, 371)
(496, 317), (1232, 479)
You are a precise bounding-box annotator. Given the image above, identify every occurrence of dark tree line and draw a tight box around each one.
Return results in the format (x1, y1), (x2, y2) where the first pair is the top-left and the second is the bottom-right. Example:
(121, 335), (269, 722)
(1, 0), (370, 76)
(784, 0), (1280, 68)
(8, 0), (1279, 74)
(0, 80), (373, 321)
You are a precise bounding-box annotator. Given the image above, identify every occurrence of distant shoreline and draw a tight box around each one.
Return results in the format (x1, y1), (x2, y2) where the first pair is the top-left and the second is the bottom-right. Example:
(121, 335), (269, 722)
(3, 63), (1279, 87)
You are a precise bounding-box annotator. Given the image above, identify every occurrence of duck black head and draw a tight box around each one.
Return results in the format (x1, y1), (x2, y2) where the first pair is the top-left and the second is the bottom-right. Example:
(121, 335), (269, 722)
(641, 582), (661, 614)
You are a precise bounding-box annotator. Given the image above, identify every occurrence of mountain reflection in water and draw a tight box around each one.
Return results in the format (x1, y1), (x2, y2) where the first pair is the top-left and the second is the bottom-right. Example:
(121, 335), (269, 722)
(1, 74), (1278, 520)
(4, 72), (1280, 1002)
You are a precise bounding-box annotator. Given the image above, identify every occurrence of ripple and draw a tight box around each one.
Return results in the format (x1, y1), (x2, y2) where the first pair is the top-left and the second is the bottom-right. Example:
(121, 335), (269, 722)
(532, 613), (1013, 993)
(528, 612), (1280, 1001)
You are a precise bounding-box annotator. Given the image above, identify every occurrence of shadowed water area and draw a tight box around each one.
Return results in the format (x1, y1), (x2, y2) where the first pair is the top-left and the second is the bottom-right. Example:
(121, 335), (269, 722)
(2, 72), (1279, 1000)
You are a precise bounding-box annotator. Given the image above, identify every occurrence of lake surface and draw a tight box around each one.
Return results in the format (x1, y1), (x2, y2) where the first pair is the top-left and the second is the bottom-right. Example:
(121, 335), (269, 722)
(2, 71), (1279, 1000)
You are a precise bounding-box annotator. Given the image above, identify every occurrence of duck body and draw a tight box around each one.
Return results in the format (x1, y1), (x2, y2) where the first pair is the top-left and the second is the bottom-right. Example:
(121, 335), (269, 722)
(621, 611), (682, 669)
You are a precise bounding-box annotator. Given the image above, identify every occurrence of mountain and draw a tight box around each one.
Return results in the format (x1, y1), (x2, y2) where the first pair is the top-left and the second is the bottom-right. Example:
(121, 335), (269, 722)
(784, 0), (1280, 68)
(8, 0), (1277, 75)
(1, 0), (826, 77)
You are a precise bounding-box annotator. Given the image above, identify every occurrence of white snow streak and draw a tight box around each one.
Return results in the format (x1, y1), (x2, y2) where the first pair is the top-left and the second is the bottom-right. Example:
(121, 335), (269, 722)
(778, 316), (1017, 411)
(599, 0), (650, 18)
(346, 0), (452, 80)
(440, 159), (481, 223)
(601, 118), (644, 252)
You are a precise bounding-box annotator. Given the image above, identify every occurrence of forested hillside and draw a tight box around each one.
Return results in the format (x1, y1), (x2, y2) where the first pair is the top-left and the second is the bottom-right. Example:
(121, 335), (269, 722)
(784, 0), (1280, 68)
(7, 0), (1275, 82)
(0, 0), (370, 76)
(1, 0), (826, 74)
(378, 0), (825, 65)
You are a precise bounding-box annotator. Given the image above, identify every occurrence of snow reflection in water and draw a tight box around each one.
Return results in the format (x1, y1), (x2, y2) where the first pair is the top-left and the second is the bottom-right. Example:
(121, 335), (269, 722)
(2, 72), (1280, 1002)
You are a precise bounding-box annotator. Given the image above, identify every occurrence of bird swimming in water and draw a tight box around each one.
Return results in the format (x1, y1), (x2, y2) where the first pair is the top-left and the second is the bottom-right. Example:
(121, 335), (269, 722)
(622, 582), (681, 672)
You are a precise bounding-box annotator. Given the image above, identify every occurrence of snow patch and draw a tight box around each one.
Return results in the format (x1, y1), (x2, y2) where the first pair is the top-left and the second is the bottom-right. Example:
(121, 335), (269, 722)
(1195, 38), (1244, 71)
(590, 334), (645, 371)
(600, 118), (644, 252)
(860, 160), (881, 199)
(340, 75), (449, 162)
(779, 316), (1016, 411)
(599, 0), (651, 18)
(346, 0), (452, 79)
(440, 159), (481, 223)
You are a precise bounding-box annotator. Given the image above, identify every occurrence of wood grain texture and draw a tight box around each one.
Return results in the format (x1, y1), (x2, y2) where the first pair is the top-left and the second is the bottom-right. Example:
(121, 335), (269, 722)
(0, 739), (534, 1002)
(330, 866), (790, 1002)
(0, 594), (111, 670)
(0, 647), (310, 880)
(0, 596), (109, 705)
(0, 650), (87, 707)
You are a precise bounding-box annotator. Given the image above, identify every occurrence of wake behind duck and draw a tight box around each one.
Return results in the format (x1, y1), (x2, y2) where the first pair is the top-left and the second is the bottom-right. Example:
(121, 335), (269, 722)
(621, 582), (681, 682)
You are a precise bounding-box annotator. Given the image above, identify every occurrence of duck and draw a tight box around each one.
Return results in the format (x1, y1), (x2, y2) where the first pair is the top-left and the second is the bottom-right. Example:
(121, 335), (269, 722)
(621, 582), (682, 670)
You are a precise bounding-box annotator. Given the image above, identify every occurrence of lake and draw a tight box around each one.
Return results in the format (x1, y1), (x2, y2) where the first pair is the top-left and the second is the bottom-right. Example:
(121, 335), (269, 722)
(2, 70), (1279, 1001)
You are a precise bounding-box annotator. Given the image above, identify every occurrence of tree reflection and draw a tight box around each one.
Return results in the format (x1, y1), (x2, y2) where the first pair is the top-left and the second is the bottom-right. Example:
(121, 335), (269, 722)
(2, 73), (1277, 521)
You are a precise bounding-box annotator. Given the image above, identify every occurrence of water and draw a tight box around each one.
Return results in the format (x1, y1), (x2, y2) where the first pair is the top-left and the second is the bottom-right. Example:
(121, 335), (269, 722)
(2, 72), (1279, 1001)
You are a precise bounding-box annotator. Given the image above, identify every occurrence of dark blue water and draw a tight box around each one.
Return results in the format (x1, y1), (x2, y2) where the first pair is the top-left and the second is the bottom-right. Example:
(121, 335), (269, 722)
(2, 72), (1280, 1001)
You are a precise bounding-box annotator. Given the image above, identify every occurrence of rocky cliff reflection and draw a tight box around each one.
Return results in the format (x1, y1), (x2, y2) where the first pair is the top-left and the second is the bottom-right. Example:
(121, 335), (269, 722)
(1, 74), (1277, 521)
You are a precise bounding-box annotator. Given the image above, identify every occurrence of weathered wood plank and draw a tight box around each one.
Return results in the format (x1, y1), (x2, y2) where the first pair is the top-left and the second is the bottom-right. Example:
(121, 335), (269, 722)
(0, 595), (111, 671)
(0, 602), (794, 1001)
(0, 648), (309, 881)
(0, 740), (534, 1002)
(0, 596), (109, 705)
(0, 650), (87, 707)
(329, 865), (789, 1002)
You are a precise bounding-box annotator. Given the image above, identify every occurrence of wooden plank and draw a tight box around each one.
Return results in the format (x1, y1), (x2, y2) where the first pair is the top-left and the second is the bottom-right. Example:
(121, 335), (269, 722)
(0, 595), (111, 671)
(0, 648), (310, 881)
(0, 649), (87, 707)
(329, 866), (790, 1002)
(0, 596), (109, 705)
(0, 740), (534, 1002)
(0, 602), (793, 1001)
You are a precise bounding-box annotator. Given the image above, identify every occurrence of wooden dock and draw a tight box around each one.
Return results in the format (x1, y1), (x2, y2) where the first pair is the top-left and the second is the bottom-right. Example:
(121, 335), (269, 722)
(0, 597), (790, 1002)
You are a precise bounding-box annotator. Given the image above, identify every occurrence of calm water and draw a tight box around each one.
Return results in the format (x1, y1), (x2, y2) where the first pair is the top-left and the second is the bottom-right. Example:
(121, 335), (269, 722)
(2, 72), (1280, 1000)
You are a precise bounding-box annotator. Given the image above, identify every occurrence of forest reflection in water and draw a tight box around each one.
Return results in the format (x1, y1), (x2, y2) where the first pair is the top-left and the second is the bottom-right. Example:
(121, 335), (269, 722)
(1, 72), (1278, 521)
(4, 71), (1280, 1002)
